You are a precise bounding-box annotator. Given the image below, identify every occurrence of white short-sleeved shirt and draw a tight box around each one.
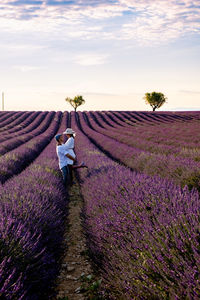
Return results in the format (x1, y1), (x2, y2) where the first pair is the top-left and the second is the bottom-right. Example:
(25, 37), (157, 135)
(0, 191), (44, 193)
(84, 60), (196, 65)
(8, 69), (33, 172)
(56, 144), (71, 169)
(65, 137), (75, 165)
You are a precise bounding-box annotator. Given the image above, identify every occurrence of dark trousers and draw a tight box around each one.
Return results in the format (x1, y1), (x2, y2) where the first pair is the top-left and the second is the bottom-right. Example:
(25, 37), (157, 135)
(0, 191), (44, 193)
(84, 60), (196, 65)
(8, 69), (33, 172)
(61, 165), (70, 187)
(68, 165), (73, 186)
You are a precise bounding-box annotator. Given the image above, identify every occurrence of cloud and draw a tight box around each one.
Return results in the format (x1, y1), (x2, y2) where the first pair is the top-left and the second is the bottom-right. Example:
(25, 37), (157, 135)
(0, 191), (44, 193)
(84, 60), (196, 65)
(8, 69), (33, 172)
(73, 53), (109, 66)
(119, 0), (200, 45)
(1, 43), (46, 51)
(84, 92), (118, 96)
(13, 65), (44, 72)
(8, 0), (43, 5)
(180, 90), (200, 94)
(0, 0), (200, 45)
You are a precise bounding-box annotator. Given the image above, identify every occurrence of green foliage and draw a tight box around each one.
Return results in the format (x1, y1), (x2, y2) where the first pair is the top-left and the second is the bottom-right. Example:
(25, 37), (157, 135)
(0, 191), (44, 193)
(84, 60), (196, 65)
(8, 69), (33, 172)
(144, 91), (167, 111)
(65, 95), (85, 112)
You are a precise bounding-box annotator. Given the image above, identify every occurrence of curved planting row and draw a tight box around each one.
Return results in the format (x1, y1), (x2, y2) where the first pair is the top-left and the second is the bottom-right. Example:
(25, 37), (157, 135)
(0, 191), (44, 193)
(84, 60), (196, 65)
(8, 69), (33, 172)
(0, 112), (69, 299)
(0, 111), (41, 138)
(88, 111), (129, 130)
(0, 111), (44, 143)
(0, 111), (61, 183)
(0, 112), (28, 130)
(94, 111), (138, 128)
(76, 112), (200, 191)
(104, 111), (200, 128)
(103, 111), (133, 127)
(133, 111), (179, 123)
(90, 111), (110, 128)
(94, 111), (200, 147)
(112, 111), (144, 125)
(112, 111), (169, 125)
(0, 111), (7, 121)
(129, 111), (157, 124)
(70, 112), (200, 300)
(86, 112), (200, 157)
(0, 111), (18, 124)
(135, 111), (167, 124)
(0, 112), (48, 155)
(119, 111), (161, 125)
(0, 111), (33, 133)
(128, 120), (200, 148)
(84, 112), (200, 159)
(0, 111), (21, 124)
(138, 111), (194, 122)
(86, 112), (176, 155)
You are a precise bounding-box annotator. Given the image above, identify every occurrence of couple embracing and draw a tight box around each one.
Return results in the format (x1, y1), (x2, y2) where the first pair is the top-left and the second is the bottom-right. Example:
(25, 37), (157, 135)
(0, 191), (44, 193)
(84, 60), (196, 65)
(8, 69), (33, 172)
(55, 128), (87, 187)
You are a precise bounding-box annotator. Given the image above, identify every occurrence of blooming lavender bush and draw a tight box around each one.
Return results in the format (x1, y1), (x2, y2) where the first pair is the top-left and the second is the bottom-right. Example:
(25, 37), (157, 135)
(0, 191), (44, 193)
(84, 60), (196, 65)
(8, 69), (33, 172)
(77, 112), (200, 191)
(0, 111), (34, 133)
(0, 112), (69, 299)
(0, 111), (42, 141)
(85, 111), (200, 157)
(71, 112), (200, 299)
(0, 109), (200, 299)
(0, 111), (25, 129)
(0, 112), (61, 183)
(0, 112), (47, 152)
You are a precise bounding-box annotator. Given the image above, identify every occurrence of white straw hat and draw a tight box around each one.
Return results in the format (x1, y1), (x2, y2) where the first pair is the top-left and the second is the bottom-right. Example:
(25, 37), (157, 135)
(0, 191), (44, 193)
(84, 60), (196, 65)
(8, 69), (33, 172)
(63, 128), (76, 135)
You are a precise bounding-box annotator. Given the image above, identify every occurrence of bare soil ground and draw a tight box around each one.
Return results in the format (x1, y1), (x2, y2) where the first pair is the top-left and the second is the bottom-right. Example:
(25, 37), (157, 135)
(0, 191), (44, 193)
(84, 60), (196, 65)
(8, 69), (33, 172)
(53, 180), (97, 300)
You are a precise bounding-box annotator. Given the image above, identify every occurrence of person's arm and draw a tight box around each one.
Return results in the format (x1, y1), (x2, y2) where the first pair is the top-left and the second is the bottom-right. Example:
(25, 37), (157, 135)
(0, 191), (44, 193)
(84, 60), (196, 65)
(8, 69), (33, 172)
(66, 153), (76, 162)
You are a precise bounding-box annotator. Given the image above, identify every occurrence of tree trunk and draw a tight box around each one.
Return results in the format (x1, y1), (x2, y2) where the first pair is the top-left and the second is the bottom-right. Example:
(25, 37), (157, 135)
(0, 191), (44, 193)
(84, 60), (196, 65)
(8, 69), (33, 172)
(74, 107), (77, 112)
(153, 107), (156, 111)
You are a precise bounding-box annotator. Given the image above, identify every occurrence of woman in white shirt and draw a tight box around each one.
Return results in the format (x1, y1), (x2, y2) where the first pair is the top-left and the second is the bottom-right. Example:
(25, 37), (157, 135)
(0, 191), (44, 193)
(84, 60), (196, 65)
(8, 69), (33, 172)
(63, 128), (87, 185)
(63, 128), (76, 163)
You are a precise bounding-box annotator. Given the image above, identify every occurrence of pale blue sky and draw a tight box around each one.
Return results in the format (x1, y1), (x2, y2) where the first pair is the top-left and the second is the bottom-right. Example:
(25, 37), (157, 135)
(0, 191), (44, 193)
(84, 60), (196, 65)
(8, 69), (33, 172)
(0, 0), (200, 111)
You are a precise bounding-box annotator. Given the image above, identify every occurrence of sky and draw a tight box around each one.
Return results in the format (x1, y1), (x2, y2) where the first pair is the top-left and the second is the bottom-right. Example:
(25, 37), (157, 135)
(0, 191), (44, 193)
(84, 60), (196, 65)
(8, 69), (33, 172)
(0, 0), (200, 111)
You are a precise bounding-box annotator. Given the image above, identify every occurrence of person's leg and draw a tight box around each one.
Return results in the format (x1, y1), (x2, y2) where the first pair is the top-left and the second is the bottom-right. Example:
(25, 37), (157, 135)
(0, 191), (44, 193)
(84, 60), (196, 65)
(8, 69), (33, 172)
(68, 165), (74, 186)
(61, 165), (70, 187)
(72, 162), (88, 169)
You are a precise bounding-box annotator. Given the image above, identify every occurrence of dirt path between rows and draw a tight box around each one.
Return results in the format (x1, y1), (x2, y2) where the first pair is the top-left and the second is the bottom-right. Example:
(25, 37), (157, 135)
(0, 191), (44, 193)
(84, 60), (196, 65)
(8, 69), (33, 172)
(53, 180), (99, 300)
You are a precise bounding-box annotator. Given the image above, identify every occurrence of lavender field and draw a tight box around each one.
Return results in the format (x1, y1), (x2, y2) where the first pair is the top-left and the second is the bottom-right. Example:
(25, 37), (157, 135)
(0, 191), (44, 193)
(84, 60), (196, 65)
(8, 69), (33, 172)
(0, 110), (200, 299)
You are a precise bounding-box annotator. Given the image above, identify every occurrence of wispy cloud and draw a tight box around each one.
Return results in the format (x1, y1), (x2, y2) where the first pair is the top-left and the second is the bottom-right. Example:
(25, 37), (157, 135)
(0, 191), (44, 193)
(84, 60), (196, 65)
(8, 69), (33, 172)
(13, 65), (44, 72)
(180, 90), (200, 94)
(1, 43), (46, 51)
(73, 53), (109, 66)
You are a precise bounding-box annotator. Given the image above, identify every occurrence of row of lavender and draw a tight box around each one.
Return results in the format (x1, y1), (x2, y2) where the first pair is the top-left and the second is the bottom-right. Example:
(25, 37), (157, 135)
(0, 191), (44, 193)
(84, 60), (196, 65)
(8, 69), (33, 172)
(0, 112), (43, 140)
(77, 112), (200, 191)
(71, 112), (200, 299)
(119, 111), (200, 145)
(0, 112), (44, 138)
(0, 112), (48, 154)
(86, 111), (200, 156)
(93, 111), (200, 128)
(114, 110), (200, 124)
(0, 111), (29, 129)
(0, 112), (61, 183)
(0, 112), (69, 299)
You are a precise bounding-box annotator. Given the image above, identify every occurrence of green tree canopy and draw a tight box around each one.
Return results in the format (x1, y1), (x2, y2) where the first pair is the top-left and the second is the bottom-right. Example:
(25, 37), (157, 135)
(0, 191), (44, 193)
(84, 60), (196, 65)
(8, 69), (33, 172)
(144, 92), (167, 111)
(65, 95), (85, 112)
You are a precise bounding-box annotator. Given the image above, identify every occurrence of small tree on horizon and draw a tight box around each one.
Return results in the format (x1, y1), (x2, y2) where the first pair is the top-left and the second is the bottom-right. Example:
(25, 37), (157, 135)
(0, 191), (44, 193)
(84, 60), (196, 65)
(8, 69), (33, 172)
(144, 92), (167, 111)
(65, 95), (85, 112)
